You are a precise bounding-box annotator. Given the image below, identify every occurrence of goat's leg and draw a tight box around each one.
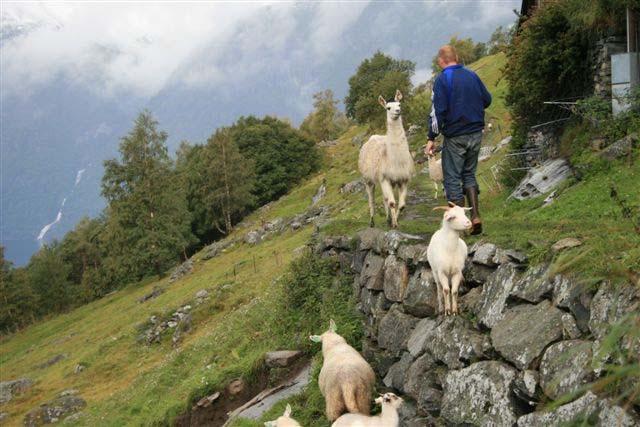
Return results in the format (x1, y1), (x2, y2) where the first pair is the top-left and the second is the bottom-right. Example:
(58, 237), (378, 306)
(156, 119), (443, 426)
(365, 181), (376, 227)
(432, 271), (444, 315)
(450, 272), (463, 315)
(434, 182), (438, 199)
(398, 183), (408, 214)
(437, 271), (451, 315)
(380, 180), (398, 228)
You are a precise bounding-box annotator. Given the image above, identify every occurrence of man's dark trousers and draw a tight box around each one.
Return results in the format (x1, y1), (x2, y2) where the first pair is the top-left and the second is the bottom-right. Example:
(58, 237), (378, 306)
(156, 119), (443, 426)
(442, 131), (482, 202)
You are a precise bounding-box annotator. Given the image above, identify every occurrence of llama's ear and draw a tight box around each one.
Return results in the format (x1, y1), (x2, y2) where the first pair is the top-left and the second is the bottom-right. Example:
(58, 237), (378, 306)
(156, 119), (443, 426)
(395, 89), (403, 102)
(329, 319), (337, 332)
(378, 95), (387, 107)
(284, 404), (292, 417)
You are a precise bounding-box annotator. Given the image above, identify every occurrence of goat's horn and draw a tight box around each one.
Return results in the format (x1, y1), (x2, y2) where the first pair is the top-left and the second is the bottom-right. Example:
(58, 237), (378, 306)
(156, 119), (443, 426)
(447, 201), (456, 207)
(432, 206), (450, 211)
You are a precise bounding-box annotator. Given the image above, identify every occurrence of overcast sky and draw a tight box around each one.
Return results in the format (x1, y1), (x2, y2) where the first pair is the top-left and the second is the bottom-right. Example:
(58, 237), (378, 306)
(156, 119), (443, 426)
(1, 1), (520, 100)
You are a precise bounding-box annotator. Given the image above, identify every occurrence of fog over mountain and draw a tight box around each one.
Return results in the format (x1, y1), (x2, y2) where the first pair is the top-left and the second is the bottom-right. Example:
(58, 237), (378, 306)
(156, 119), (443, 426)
(0, 1), (519, 265)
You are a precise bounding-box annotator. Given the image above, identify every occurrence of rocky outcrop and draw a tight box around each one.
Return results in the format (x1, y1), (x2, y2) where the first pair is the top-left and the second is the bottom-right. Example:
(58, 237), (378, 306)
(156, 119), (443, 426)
(510, 158), (573, 200)
(0, 378), (33, 403)
(24, 395), (86, 426)
(316, 230), (639, 426)
(169, 259), (193, 283)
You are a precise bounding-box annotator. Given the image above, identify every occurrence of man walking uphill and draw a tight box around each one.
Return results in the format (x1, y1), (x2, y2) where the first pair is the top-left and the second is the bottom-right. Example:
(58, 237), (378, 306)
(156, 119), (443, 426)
(426, 44), (491, 235)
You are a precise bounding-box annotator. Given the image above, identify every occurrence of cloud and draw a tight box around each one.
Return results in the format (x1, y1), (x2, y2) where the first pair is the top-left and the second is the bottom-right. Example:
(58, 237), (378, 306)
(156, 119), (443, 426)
(0, 1), (517, 100)
(412, 67), (433, 86)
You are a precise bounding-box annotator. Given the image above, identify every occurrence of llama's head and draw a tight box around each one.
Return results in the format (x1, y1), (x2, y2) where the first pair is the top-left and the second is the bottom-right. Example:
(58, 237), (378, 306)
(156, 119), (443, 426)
(378, 89), (403, 121)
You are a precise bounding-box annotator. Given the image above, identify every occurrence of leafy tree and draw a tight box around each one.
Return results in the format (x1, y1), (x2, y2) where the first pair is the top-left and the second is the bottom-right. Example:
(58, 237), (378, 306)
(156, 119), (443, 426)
(487, 25), (513, 54)
(58, 217), (107, 300)
(504, 1), (594, 147)
(300, 90), (349, 142)
(345, 51), (415, 127)
(0, 247), (37, 332)
(431, 36), (488, 73)
(28, 243), (76, 314)
(102, 111), (194, 281)
(229, 116), (320, 206)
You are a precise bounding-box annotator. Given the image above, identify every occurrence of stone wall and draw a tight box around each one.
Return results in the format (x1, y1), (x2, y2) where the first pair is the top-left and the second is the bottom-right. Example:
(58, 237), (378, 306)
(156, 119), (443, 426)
(593, 36), (627, 99)
(316, 229), (640, 426)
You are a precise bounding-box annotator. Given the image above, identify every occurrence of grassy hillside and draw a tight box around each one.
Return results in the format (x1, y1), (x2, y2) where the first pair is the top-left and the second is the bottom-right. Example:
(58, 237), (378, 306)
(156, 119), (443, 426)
(2, 51), (637, 426)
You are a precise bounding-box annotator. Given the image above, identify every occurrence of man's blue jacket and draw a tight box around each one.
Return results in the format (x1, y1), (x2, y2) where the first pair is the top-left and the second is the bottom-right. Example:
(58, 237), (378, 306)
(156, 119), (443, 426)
(428, 64), (492, 140)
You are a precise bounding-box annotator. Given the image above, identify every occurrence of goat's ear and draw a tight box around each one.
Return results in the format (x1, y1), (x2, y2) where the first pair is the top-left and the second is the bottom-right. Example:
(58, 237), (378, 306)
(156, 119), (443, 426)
(264, 422), (276, 427)
(374, 396), (383, 405)
(284, 404), (292, 417)
(395, 89), (403, 102)
(378, 95), (387, 107)
(329, 319), (337, 332)
(309, 335), (322, 343)
(446, 213), (456, 222)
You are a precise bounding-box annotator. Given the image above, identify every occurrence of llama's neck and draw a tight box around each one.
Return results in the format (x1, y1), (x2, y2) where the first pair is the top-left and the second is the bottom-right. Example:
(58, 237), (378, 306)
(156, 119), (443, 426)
(379, 405), (399, 425)
(386, 117), (407, 146)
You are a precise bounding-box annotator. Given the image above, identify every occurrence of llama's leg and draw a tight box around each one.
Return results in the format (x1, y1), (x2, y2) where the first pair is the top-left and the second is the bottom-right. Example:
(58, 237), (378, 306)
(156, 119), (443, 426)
(380, 180), (397, 228)
(398, 183), (408, 213)
(433, 271), (444, 315)
(437, 270), (451, 315)
(365, 182), (376, 227)
(450, 272), (463, 315)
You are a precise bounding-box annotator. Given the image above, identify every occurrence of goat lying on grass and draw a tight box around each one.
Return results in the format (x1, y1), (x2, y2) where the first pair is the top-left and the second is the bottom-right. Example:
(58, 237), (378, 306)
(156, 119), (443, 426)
(264, 404), (301, 427)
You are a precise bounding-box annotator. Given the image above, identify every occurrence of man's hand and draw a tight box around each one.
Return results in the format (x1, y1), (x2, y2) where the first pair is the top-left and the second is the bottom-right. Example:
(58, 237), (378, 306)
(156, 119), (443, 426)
(425, 140), (435, 157)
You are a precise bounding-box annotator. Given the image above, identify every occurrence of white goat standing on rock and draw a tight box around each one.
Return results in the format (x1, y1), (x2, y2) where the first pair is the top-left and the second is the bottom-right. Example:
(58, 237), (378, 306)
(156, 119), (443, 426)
(359, 90), (415, 228)
(427, 202), (472, 315)
(331, 392), (404, 427)
(310, 320), (376, 422)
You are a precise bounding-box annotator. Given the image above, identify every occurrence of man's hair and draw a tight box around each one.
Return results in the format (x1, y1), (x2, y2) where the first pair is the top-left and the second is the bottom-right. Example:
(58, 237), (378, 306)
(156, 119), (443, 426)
(438, 45), (458, 64)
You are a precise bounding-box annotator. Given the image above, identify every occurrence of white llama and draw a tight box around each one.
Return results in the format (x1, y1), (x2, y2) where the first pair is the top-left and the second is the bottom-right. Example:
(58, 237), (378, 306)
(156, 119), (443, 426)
(358, 90), (415, 228)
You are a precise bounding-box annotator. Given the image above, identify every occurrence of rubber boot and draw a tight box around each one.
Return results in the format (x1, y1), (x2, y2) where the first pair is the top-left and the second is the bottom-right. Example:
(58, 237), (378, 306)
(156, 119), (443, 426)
(451, 198), (465, 207)
(465, 186), (482, 235)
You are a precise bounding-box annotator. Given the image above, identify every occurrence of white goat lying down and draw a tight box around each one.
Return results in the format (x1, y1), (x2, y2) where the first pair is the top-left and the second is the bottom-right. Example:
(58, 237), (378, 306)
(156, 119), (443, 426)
(310, 320), (376, 422)
(427, 202), (472, 315)
(331, 392), (404, 427)
(264, 404), (301, 427)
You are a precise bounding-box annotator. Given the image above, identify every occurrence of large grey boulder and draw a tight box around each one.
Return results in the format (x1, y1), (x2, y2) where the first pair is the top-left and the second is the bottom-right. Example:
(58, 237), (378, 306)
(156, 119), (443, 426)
(396, 244), (429, 265)
(471, 242), (498, 267)
(490, 300), (564, 369)
(402, 269), (438, 317)
(427, 317), (492, 369)
(359, 289), (391, 315)
(539, 340), (594, 400)
(463, 258), (495, 286)
(477, 263), (520, 328)
(517, 391), (598, 426)
(406, 318), (437, 358)
(340, 179), (365, 194)
(510, 263), (553, 303)
(378, 231), (424, 255)
(517, 391), (639, 426)
(383, 255), (409, 302)
(169, 258), (193, 283)
(511, 158), (573, 200)
(403, 353), (443, 415)
(589, 281), (639, 342)
(441, 361), (518, 426)
(552, 275), (594, 332)
(24, 396), (87, 426)
(356, 228), (385, 251)
(264, 350), (302, 368)
(383, 352), (414, 391)
(600, 132), (637, 160)
(377, 306), (420, 354)
(0, 378), (33, 404)
(359, 252), (385, 290)
(459, 286), (483, 316)
(513, 370), (539, 406)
